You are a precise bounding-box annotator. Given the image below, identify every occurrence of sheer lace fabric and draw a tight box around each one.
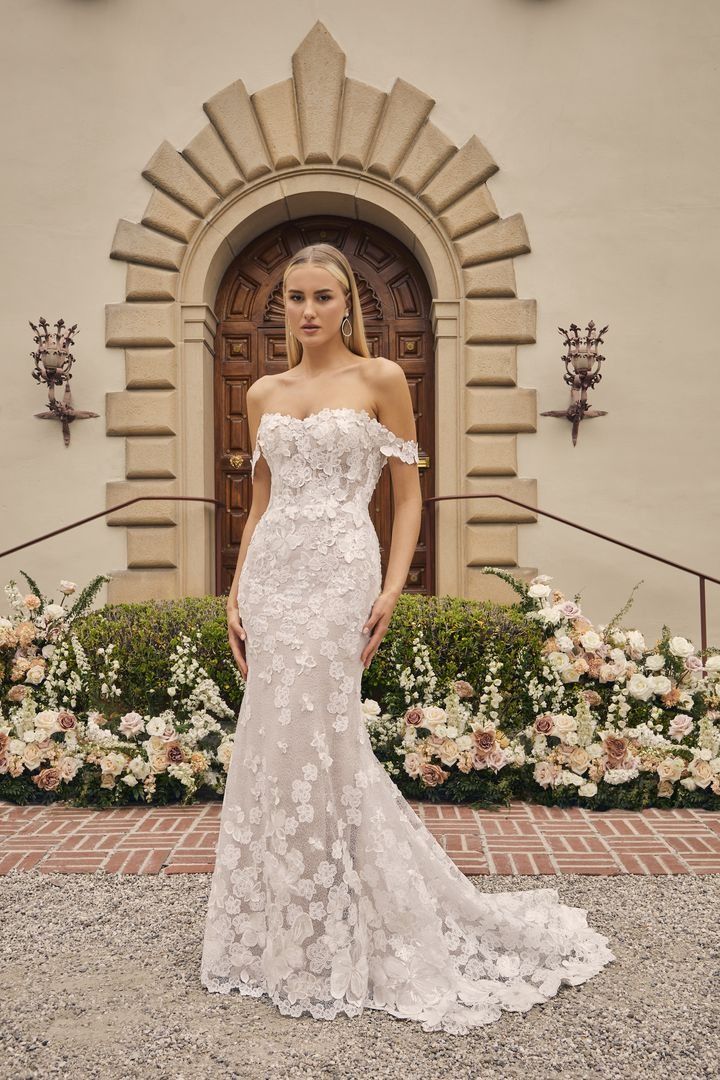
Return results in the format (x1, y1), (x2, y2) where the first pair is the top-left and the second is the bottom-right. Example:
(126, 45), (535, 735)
(200, 407), (616, 1034)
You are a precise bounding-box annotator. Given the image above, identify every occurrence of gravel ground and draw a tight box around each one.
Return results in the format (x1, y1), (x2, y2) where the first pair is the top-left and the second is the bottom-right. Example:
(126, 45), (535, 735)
(1, 870), (718, 1080)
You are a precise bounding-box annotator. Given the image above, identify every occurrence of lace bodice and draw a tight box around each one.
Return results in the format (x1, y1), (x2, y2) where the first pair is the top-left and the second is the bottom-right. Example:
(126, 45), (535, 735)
(250, 407), (419, 514)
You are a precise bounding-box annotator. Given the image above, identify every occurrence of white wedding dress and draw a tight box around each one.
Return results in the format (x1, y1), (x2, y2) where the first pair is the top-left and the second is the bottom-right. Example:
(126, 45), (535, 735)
(200, 407), (615, 1034)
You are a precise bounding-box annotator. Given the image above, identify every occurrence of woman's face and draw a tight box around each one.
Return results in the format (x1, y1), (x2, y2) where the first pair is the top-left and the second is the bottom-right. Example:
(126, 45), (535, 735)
(284, 265), (348, 345)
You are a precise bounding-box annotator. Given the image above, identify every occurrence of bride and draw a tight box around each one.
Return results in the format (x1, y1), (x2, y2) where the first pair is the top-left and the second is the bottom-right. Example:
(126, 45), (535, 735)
(200, 243), (616, 1034)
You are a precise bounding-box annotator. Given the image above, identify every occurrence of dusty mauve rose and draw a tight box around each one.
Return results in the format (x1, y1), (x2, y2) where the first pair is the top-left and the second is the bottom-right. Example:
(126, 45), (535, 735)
(165, 743), (185, 765)
(404, 707), (424, 727)
(34, 767), (61, 791)
(657, 779), (674, 797)
(0, 733), (7, 752)
(558, 600), (581, 619)
(56, 711), (77, 730)
(420, 763), (448, 787)
(473, 729), (496, 755)
(484, 747), (507, 772)
(583, 690), (602, 706)
(7, 685), (26, 702)
(534, 714), (554, 735)
(668, 714), (694, 740)
(452, 680), (474, 699)
(604, 735), (628, 763)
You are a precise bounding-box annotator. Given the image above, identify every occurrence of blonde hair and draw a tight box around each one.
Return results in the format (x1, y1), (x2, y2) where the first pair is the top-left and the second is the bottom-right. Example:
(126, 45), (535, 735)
(281, 244), (372, 368)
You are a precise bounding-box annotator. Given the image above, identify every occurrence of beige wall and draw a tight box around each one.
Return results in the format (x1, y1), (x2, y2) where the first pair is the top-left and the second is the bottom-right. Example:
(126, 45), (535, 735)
(1, 0), (718, 647)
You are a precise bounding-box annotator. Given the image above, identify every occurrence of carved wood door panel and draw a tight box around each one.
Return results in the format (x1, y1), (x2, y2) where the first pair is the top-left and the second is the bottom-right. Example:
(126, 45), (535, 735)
(214, 215), (435, 598)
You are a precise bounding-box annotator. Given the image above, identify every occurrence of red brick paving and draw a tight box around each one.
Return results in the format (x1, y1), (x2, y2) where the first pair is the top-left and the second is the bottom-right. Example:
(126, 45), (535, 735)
(1, 797), (719, 876)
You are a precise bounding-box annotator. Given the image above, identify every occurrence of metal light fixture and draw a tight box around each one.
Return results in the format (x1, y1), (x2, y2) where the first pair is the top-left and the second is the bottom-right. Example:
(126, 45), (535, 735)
(541, 320), (609, 446)
(30, 317), (99, 446)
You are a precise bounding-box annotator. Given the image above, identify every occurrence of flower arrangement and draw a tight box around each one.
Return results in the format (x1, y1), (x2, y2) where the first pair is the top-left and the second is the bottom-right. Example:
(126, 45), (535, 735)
(2, 569), (719, 809)
(0, 573), (240, 806)
(364, 570), (720, 807)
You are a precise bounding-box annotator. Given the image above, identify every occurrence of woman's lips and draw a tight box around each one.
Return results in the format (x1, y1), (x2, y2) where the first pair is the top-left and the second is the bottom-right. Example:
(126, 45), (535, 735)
(301, 326), (320, 333)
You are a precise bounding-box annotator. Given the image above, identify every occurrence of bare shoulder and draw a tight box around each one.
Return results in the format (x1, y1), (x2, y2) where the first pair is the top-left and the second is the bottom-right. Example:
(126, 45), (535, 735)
(246, 373), (277, 410)
(367, 356), (416, 440)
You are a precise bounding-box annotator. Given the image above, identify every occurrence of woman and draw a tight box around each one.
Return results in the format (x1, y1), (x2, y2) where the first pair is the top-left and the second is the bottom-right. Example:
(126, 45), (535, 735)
(200, 243), (615, 1034)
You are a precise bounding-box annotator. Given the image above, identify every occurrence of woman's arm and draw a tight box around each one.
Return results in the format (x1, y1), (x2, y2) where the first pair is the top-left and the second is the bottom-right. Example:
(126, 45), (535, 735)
(360, 359), (423, 669)
(226, 380), (271, 677)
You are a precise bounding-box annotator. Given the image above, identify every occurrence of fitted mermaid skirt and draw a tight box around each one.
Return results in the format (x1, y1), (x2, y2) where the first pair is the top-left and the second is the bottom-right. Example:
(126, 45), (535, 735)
(200, 408), (616, 1034)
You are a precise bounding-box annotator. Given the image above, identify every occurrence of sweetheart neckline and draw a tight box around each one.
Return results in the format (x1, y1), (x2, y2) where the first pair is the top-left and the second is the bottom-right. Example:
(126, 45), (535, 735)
(258, 406), (415, 445)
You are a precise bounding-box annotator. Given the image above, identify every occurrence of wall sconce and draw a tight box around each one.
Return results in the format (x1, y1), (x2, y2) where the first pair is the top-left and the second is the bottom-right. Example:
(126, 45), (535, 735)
(30, 317), (99, 446)
(540, 320), (609, 446)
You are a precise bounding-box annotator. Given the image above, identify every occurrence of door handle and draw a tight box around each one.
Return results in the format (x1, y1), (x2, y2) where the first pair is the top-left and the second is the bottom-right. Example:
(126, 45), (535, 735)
(417, 451), (431, 470)
(224, 451), (245, 470)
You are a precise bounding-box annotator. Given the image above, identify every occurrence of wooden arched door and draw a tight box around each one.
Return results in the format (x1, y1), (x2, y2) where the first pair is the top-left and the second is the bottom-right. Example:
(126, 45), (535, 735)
(213, 215), (435, 597)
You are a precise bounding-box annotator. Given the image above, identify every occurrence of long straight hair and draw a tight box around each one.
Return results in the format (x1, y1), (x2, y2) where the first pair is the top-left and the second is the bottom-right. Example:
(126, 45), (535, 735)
(281, 244), (372, 369)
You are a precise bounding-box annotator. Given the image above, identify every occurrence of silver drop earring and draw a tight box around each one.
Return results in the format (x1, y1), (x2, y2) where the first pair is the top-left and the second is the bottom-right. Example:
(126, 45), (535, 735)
(341, 312), (352, 338)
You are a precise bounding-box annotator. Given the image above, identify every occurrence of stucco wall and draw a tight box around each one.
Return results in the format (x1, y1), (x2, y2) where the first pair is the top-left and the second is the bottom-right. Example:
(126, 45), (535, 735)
(1, 0), (718, 646)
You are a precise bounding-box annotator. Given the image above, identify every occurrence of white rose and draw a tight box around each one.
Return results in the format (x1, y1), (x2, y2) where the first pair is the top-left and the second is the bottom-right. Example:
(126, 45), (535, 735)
(531, 575), (553, 585)
(644, 654), (665, 672)
(553, 713), (578, 737)
(627, 673), (654, 701)
(25, 665), (46, 685)
(548, 651), (571, 671)
(121, 775), (139, 787)
(609, 629), (627, 646)
(361, 698), (381, 716)
(609, 648), (629, 667)
(649, 675), (672, 696)
(578, 781), (598, 798)
(44, 604), (66, 621)
(704, 655), (720, 673)
(34, 710), (60, 734)
(669, 636), (695, 658)
(456, 734), (473, 751)
(580, 630), (603, 652)
(145, 717), (166, 737)
(626, 630), (646, 655)
(59, 580), (77, 594)
(555, 635), (575, 653)
(528, 583), (551, 599)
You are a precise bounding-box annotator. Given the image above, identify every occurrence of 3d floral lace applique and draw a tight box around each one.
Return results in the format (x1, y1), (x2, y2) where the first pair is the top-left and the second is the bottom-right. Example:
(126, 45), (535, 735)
(202, 408), (616, 1035)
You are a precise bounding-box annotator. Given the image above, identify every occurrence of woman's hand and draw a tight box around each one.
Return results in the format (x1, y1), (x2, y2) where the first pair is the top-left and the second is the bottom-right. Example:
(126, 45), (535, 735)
(227, 603), (248, 680)
(360, 589), (399, 670)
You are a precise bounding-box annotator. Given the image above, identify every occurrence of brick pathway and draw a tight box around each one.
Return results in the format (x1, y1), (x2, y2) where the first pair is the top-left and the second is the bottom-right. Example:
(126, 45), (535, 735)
(1, 798), (719, 876)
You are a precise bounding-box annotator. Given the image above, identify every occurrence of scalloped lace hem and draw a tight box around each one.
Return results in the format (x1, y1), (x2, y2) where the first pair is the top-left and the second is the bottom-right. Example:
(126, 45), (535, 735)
(200, 938), (616, 1036)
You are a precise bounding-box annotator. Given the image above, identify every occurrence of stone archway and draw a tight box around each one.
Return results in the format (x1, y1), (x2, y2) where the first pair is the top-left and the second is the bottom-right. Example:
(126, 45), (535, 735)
(104, 20), (538, 605)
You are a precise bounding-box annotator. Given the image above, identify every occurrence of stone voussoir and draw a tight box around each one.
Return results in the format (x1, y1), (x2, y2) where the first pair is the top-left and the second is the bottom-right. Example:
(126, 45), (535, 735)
(337, 79), (386, 169)
(142, 139), (220, 218)
(110, 220), (185, 272)
(393, 120), (457, 194)
(182, 123), (245, 197)
(456, 213), (531, 267)
(125, 265), (179, 302)
(420, 135), (499, 215)
(292, 22), (345, 164)
(141, 189), (202, 244)
(366, 78), (435, 180)
(251, 79), (302, 171)
(203, 79), (273, 181)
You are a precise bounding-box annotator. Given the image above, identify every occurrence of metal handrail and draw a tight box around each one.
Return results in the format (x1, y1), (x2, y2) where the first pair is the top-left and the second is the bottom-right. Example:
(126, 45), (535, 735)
(1, 493), (715, 655)
(423, 493), (718, 656)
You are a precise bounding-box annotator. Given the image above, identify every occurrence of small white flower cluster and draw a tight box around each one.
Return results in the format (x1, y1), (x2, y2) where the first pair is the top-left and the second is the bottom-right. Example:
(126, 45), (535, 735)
(397, 635), (438, 706)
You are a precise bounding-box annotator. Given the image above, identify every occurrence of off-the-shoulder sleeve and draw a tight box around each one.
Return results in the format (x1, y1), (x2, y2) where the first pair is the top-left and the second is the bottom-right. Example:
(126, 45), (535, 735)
(378, 429), (420, 465)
